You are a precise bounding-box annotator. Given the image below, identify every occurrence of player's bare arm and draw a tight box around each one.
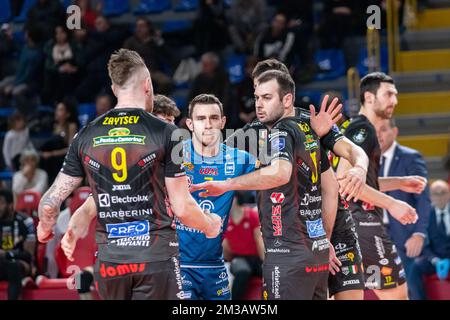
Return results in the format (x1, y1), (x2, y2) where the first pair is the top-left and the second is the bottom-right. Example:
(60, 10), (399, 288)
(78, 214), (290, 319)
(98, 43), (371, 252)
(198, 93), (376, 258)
(37, 172), (83, 243)
(61, 195), (97, 261)
(333, 137), (369, 202)
(191, 159), (292, 197)
(166, 176), (221, 238)
(378, 176), (427, 194)
(321, 168), (342, 274)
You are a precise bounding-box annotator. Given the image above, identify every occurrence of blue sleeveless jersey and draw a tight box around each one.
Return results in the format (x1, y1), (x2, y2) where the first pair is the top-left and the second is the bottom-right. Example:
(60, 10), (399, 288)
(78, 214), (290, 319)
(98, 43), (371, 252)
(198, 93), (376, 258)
(176, 140), (256, 266)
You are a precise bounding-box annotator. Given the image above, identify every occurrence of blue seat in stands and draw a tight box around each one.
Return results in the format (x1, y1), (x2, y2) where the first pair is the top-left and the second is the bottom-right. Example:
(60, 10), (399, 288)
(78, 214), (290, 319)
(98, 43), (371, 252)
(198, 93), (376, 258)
(174, 0), (198, 12)
(0, 108), (15, 117)
(78, 103), (96, 127)
(102, 0), (129, 16)
(0, 0), (12, 23)
(296, 90), (323, 108)
(224, 0), (233, 8)
(357, 46), (389, 77)
(225, 54), (246, 84)
(134, 0), (170, 14)
(313, 49), (346, 81)
(63, 0), (73, 9)
(162, 20), (193, 33)
(13, 0), (37, 23)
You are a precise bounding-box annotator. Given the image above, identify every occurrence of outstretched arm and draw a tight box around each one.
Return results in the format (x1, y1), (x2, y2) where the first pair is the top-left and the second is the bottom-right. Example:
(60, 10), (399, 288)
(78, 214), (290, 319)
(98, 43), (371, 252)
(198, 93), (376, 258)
(37, 172), (83, 243)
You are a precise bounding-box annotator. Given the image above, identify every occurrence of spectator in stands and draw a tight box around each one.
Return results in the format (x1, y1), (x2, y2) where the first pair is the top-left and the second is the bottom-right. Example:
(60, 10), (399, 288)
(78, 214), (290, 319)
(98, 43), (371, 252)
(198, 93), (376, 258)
(39, 97), (78, 184)
(188, 52), (229, 115)
(223, 191), (264, 300)
(409, 180), (450, 299)
(275, 0), (315, 81)
(318, 0), (363, 49)
(152, 94), (180, 124)
(12, 150), (48, 200)
(42, 25), (84, 105)
(74, 0), (100, 31)
(95, 92), (113, 117)
(2, 112), (34, 171)
(253, 13), (296, 66)
(123, 17), (173, 95)
(235, 56), (257, 127)
(377, 118), (431, 298)
(26, 0), (65, 43)
(75, 15), (129, 102)
(0, 23), (20, 79)
(0, 26), (43, 114)
(0, 189), (36, 300)
(193, 0), (229, 54)
(227, 0), (267, 54)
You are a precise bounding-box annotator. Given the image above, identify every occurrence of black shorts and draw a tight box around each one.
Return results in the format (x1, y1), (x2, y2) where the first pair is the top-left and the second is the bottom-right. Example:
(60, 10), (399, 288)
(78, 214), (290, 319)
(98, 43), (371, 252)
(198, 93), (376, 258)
(328, 225), (365, 297)
(262, 262), (328, 300)
(352, 211), (406, 290)
(94, 256), (184, 300)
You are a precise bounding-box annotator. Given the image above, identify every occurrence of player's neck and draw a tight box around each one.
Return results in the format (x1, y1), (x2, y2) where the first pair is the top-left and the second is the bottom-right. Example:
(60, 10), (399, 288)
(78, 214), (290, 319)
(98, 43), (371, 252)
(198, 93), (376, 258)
(359, 106), (382, 128)
(115, 95), (146, 110)
(267, 107), (295, 129)
(192, 138), (221, 158)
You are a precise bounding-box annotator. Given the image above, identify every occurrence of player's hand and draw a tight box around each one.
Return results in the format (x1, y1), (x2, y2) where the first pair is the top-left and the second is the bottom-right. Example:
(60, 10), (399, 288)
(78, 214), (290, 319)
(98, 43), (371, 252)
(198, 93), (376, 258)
(204, 211), (222, 239)
(337, 166), (367, 202)
(387, 199), (418, 225)
(190, 180), (230, 197)
(60, 228), (79, 262)
(329, 242), (342, 275)
(37, 222), (54, 243)
(309, 95), (343, 137)
(37, 203), (58, 242)
(399, 176), (427, 194)
(405, 234), (424, 258)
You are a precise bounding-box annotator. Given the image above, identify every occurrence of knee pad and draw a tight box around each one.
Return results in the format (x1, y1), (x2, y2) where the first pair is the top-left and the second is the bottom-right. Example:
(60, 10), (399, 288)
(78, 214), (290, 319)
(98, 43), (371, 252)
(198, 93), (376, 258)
(77, 270), (94, 294)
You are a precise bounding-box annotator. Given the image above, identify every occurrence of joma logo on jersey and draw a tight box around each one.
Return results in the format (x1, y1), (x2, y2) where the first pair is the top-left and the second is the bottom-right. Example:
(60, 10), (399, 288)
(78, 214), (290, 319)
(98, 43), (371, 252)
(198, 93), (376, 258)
(93, 128), (145, 147)
(199, 167), (218, 176)
(270, 193), (285, 204)
(83, 156), (100, 171)
(106, 220), (149, 239)
(102, 116), (140, 126)
(271, 205), (282, 236)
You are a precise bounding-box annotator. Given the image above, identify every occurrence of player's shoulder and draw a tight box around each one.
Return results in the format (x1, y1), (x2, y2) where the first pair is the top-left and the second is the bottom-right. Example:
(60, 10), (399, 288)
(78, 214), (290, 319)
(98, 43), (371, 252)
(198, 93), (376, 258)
(273, 116), (302, 134)
(345, 115), (376, 141)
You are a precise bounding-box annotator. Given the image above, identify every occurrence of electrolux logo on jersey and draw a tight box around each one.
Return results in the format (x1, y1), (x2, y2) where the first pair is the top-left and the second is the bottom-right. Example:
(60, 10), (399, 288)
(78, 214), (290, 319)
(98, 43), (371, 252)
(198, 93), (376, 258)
(300, 193), (321, 206)
(98, 193), (149, 207)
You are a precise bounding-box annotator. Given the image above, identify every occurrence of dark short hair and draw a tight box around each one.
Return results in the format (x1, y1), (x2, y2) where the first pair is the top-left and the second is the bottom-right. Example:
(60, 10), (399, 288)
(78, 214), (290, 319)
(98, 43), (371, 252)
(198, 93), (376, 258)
(256, 70), (295, 102)
(188, 94), (224, 118)
(252, 58), (290, 79)
(360, 72), (395, 105)
(153, 94), (180, 118)
(0, 189), (13, 204)
(235, 191), (255, 206)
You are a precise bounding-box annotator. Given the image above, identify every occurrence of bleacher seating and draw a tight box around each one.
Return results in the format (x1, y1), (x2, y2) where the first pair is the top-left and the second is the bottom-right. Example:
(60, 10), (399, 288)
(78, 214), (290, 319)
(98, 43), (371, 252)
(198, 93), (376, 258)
(13, 0), (37, 23)
(174, 0), (199, 12)
(0, 0), (12, 23)
(102, 0), (130, 16)
(225, 53), (246, 84)
(313, 49), (347, 81)
(78, 103), (96, 127)
(134, 0), (170, 15)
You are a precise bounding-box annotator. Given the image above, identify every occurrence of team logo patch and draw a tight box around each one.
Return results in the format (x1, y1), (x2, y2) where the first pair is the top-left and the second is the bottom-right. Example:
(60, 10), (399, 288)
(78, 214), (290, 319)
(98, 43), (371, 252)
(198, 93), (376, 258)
(93, 128), (145, 147)
(106, 220), (150, 239)
(270, 193), (285, 204)
(352, 128), (368, 144)
(271, 137), (285, 152)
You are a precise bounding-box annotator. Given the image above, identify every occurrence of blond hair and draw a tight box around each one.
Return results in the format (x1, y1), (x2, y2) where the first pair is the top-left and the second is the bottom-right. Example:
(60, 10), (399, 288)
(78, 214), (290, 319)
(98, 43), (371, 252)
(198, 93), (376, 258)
(107, 49), (148, 88)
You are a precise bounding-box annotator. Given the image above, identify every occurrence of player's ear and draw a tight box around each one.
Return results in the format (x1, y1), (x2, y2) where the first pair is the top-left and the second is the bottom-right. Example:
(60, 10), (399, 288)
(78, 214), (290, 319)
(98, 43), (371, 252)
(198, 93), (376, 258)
(364, 91), (374, 105)
(283, 93), (293, 108)
(185, 118), (194, 131)
(111, 84), (117, 97)
(221, 116), (226, 129)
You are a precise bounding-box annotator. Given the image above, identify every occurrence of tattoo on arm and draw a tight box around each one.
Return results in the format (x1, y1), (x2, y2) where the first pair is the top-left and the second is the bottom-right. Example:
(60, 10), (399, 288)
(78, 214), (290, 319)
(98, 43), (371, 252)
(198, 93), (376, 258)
(39, 172), (83, 221)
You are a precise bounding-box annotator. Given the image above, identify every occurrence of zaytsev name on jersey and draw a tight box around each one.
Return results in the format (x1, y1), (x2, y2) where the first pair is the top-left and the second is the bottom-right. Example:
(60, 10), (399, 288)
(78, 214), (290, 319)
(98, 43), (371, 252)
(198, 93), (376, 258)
(61, 108), (186, 264)
(175, 140), (256, 266)
(257, 116), (331, 266)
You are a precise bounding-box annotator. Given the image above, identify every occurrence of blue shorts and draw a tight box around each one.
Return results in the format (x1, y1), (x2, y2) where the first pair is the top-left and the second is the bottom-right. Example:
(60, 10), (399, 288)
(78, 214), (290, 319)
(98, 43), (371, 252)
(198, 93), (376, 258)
(180, 265), (230, 300)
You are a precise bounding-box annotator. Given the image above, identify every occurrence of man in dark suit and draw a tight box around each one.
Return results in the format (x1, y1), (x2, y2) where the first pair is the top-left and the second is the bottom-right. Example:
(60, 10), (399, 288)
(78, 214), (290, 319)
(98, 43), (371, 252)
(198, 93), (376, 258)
(377, 118), (431, 299)
(409, 180), (450, 299)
